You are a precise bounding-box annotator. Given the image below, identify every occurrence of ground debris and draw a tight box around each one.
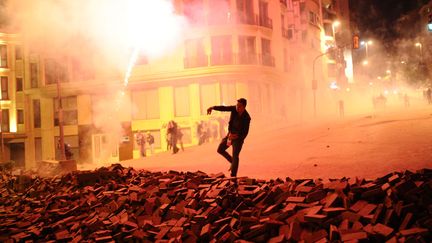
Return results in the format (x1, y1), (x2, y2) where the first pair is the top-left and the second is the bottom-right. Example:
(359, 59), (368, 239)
(0, 164), (431, 242)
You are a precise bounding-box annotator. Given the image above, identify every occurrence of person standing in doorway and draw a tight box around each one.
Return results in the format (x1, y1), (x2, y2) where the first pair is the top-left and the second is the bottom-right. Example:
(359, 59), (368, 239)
(207, 98), (251, 178)
(146, 131), (155, 155)
(135, 131), (146, 158)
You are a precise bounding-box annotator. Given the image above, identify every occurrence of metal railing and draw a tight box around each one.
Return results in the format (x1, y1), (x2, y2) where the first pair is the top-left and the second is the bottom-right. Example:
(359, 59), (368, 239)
(183, 53), (274, 67)
(183, 55), (209, 68)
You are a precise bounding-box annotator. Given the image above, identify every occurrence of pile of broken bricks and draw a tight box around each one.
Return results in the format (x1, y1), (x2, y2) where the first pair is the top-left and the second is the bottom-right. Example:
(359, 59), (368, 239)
(0, 164), (431, 242)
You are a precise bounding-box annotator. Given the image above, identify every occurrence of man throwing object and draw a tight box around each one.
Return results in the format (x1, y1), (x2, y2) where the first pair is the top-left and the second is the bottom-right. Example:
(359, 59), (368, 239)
(207, 98), (251, 178)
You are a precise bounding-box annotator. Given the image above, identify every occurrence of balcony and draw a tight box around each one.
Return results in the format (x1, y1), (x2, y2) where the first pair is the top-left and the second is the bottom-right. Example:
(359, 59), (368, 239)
(282, 28), (293, 40)
(210, 53), (234, 66)
(258, 16), (273, 29)
(236, 53), (258, 65)
(184, 55), (209, 68)
(236, 13), (256, 25)
(183, 53), (274, 68)
(260, 54), (275, 67)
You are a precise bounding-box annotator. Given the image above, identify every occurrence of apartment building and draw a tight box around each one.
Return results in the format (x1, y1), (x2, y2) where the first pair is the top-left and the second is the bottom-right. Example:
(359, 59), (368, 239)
(5, 0), (351, 168)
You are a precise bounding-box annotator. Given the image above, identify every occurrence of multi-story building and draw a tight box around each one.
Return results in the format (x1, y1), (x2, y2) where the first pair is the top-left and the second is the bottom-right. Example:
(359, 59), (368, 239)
(0, 32), (27, 167)
(3, 0), (351, 168)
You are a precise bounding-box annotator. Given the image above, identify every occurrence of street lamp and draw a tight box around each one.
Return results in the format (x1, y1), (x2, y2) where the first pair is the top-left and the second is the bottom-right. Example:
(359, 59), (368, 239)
(415, 42), (423, 61)
(332, 21), (340, 37)
(361, 40), (373, 58)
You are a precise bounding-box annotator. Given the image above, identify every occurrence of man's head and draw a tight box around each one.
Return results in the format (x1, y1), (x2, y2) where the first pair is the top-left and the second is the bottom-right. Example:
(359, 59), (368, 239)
(236, 98), (247, 113)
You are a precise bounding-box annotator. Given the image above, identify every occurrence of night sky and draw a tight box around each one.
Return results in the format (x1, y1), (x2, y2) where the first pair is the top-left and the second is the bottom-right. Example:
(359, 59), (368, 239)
(350, 0), (430, 50)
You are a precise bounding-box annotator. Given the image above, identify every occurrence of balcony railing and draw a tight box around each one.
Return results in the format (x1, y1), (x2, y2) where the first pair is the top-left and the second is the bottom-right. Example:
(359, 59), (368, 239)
(236, 13), (256, 25)
(184, 55), (209, 68)
(260, 54), (275, 67)
(210, 53), (234, 66)
(236, 53), (258, 65)
(258, 16), (273, 29)
(282, 28), (293, 39)
(183, 53), (274, 68)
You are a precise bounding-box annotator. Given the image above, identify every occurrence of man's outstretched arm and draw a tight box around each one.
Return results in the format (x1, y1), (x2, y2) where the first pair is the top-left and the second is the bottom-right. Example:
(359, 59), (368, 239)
(207, 105), (235, 114)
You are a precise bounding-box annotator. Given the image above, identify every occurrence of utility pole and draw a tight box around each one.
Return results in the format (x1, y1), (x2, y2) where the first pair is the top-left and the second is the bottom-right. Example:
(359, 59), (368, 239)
(56, 67), (66, 161)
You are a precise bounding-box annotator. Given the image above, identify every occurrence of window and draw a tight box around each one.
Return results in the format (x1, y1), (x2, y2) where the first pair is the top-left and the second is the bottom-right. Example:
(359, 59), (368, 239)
(33, 100), (41, 128)
(174, 86), (190, 117)
(15, 45), (22, 60)
(45, 59), (68, 85)
(200, 83), (218, 115)
(35, 138), (42, 161)
(1, 76), (8, 100)
(259, 1), (272, 28)
(0, 45), (7, 68)
(220, 82), (236, 105)
(44, 59), (57, 85)
(211, 35), (232, 65)
(17, 110), (24, 124)
(1, 109), (9, 132)
(131, 89), (160, 120)
(54, 96), (78, 126)
(184, 38), (207, 68)
(236, 0), (254, 24)
(238, 36), (256, 64)
(30, 63), (38, 88)
(208, 0), (230, 25)
(16, 77), (23, 92)
(183, 0), (205, 25)
(261, 38), (273, 66)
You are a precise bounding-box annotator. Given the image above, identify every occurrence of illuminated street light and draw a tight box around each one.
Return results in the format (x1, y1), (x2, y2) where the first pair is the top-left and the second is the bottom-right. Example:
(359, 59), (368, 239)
(361, 40), (373, 58)
(415, 42), (423, 61)
(332, 21), (340, 39)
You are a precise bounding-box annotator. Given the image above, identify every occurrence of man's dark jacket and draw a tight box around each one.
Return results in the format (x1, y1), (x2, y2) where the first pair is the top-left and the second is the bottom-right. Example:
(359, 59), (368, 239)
(212, 106), (251, 140)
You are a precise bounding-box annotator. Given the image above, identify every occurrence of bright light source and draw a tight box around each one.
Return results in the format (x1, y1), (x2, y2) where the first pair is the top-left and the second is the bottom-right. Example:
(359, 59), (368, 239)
(346, 88), (350, 92)
(401, 61), (406, 64)
(369, 82), (373, 86)
(333, 21), (341, 27)
(384, 90), (389, 95)
(393, 90), (398, 95)
(377, 76), (382, 80)
(362, 60), (369, 65)
(367, 40), (373, 45)
(386, 70), (391, 74)
(428, 23), (432, 32)
(360, 41), (365, 46)
(330, 81), (339, 90)
(415, 42), (422, 47)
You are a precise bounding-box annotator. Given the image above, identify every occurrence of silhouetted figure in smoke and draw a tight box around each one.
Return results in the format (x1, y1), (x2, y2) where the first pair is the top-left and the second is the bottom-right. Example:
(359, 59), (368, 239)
(146, 132), (155, 155)
(135, 131), (146, 157)
(217, 116), (227, 139)
(56, 139), (73, 160)
(167, 120), (179, 154)
(177, 128), (184, 151)
(427, 88), (432, 105)
(207, 98), (251, 178)
(64, 144), (73, 160)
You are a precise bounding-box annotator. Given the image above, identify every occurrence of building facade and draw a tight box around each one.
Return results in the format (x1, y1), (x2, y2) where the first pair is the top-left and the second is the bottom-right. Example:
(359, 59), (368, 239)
(2, 0), (352, 168)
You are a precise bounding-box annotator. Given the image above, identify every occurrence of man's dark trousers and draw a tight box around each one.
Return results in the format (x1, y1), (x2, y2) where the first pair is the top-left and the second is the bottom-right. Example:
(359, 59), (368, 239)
(217, 136), (244, 177)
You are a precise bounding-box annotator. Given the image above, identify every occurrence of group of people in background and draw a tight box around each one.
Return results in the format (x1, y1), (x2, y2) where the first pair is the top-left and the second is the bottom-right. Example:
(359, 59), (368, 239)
(135, 131), (155, 158)
(196, 117), (227, 146)
(135, 116), (228, 157)
(166, 120), (184, 154)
